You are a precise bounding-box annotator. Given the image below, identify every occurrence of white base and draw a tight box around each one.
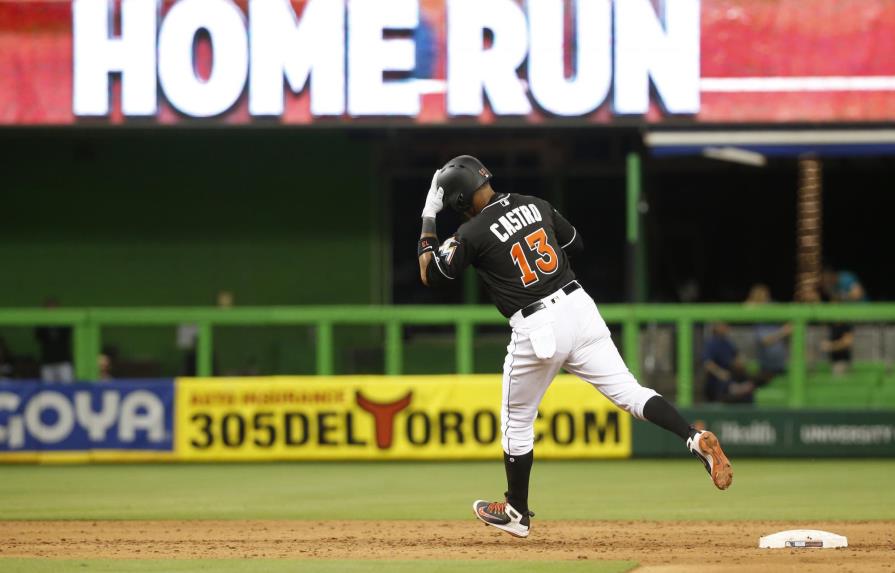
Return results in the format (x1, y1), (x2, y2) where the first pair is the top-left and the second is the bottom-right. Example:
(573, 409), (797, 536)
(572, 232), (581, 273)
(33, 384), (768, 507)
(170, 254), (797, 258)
(759, 529), (848, 549)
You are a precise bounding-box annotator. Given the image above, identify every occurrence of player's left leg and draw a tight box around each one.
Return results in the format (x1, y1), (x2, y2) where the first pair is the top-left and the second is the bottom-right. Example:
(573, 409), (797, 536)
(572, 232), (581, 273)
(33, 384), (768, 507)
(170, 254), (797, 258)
(638, 392), (732, 489)
(563, 294), (732, 490)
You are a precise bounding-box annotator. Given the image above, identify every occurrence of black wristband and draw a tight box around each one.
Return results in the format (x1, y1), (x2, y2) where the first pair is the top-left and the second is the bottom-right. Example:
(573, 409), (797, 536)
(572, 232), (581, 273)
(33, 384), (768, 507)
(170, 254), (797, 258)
(417, 236), (438, 257)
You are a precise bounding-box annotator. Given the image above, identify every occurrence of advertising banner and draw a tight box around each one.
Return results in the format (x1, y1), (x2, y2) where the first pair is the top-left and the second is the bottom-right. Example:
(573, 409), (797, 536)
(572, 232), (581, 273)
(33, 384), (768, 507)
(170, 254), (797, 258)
(0, 380), (176, 462)
(2, 0), (894, 126)
(2, 378), (892, 462)
(633, 408), (895, 458)
(176, 375), (631, 461)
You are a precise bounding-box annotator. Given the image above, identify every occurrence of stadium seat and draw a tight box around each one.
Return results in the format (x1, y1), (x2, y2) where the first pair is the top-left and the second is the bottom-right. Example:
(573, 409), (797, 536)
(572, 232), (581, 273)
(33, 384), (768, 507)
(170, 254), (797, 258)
(813, 361), (888, 376)
(807, 372), (881, 388)
(804, 372), (880, 407)
(871, 386), (895, 408)
(812, 362), (832, 374)
(755, 385), (788, 407)
(852, 362), (889, 376)
(805, 385), (876, 408)
(872, 376), (895, 409)
(755, 372), (895, 408)
(755, 375), (789, 406)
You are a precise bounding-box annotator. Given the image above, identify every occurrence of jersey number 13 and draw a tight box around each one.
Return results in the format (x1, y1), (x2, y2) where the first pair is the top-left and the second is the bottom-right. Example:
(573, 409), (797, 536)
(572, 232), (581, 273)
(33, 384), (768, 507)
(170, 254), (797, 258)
(509, 227), (558, 286)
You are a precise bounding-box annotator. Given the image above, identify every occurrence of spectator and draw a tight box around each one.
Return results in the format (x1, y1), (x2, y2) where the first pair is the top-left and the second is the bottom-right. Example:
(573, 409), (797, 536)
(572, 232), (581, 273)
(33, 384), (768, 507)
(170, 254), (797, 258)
(98, 345), (119, 381)
(677, 278), (700, 303)
(0, 337), (13, 380)
(820, 267), (862, 375)
(822, 267), (866, 302)
(177, 322), (199, 375)
(34, 298), (74, 383)
(702, 322), (755, 404)
(216, 290), (234, 309)
(745, 284), (791, 384)
(178, 291), (231, 376)
(822, 322), (854, 376)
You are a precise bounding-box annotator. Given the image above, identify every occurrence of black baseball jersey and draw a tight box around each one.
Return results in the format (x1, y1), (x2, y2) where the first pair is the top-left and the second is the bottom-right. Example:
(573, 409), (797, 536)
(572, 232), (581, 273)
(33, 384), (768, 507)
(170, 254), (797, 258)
(426, 193), (584, 317)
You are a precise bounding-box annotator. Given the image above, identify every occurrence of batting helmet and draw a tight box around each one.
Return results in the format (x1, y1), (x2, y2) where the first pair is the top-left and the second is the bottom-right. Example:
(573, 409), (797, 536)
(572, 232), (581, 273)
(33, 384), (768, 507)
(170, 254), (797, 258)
(437, 155), (492, 213)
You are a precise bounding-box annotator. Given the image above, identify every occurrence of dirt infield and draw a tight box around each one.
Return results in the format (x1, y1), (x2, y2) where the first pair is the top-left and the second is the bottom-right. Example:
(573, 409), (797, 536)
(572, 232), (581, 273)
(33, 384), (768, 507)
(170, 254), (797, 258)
(1, 520), (892, 571)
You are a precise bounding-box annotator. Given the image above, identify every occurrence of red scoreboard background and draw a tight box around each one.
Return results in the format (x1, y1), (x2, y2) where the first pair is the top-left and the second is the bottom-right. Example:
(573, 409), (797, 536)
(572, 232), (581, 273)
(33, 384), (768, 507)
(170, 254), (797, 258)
(2, 0), (894, 126)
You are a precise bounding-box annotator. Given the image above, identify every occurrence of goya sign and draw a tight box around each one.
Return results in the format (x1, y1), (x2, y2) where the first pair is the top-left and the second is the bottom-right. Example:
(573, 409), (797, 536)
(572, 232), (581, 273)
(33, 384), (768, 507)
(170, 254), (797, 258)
(176, 375), (631, 460)
(0, 381), (174, 460)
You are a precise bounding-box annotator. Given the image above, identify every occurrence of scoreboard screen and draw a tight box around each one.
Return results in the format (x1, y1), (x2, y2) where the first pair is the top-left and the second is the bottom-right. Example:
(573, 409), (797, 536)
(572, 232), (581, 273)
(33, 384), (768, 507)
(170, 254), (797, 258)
(1, 0), (894, 126)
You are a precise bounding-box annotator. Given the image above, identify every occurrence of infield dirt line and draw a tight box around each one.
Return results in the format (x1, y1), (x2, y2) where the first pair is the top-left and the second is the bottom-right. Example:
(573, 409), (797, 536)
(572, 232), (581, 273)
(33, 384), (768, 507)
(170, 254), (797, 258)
(0, 520), (892, 572)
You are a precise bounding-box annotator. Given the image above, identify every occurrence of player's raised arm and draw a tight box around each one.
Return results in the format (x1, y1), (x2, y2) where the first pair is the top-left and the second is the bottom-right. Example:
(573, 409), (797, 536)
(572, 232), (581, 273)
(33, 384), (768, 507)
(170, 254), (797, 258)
(418, 167), (474, 287)
(418, 170), (443, 286)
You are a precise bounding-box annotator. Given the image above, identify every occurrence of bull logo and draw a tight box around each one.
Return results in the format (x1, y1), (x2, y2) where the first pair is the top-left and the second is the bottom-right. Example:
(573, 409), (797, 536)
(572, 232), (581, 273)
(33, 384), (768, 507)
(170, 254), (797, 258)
(355, 391), (412, 449)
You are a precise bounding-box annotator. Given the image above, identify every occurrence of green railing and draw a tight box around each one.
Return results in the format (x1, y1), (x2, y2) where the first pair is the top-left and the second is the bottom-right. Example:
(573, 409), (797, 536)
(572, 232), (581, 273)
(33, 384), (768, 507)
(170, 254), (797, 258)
(2, 304), (893, 407)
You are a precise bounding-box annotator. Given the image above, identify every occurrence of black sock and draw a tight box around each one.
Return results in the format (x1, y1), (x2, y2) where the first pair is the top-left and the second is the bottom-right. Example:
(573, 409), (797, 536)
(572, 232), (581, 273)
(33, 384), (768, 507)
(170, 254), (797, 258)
(504, 450), (533, 514)
(642, 395), (691, 440)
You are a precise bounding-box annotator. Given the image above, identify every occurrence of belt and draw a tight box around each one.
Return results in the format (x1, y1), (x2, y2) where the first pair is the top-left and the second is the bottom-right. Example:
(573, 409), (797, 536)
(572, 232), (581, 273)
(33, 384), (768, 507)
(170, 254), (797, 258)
(520, 281), (581, 318)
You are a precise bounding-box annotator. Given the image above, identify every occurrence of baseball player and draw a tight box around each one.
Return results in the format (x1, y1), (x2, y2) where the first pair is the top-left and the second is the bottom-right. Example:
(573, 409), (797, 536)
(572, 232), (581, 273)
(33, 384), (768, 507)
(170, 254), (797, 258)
(417, 156), (732, 538)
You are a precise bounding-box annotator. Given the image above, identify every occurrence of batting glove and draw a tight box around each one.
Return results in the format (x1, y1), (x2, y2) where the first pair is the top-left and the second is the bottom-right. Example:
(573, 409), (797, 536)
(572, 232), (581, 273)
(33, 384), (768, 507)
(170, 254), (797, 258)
(421, 170), (444, 219)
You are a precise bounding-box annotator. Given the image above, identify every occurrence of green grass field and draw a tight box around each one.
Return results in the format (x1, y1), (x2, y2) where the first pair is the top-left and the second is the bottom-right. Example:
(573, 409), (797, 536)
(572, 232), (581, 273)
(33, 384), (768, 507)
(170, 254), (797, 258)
(2, 459), (892, 521)
(2, 459), (892, 572)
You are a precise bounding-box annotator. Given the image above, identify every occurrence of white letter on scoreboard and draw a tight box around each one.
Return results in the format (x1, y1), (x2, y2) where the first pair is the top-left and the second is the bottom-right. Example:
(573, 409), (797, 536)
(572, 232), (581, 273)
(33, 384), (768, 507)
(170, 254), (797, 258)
(158, 0), (249, 118)
(249, 0), (345, 117)
(348, 0), (419, 116)
(72, 0), (158, 116)
(527, 0), (611, 117)
(613, 0), (700, 115)
(447, 0), (531, 116)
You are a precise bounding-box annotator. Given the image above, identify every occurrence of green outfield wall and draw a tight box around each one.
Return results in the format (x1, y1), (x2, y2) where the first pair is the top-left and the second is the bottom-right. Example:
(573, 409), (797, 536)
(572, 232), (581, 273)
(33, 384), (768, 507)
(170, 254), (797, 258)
(1, 130), (382, 374)
(2, 130), (379, 307)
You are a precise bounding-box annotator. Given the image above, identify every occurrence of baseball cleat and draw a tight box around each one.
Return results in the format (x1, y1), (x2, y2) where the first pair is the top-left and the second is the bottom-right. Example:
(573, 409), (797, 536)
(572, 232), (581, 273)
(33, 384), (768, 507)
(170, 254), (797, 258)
(472, 499), (534, 538)
(687, 430), (733, 490)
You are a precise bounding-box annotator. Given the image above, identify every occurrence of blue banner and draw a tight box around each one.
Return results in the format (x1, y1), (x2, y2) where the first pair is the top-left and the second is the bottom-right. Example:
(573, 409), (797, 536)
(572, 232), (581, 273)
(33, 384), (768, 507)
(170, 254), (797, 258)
(0, 380), (174, 452)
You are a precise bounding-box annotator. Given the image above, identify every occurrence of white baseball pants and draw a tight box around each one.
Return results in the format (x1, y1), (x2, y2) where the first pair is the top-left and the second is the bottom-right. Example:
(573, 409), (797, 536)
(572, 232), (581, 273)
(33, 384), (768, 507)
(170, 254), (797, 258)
(501, 285), (658, 456)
